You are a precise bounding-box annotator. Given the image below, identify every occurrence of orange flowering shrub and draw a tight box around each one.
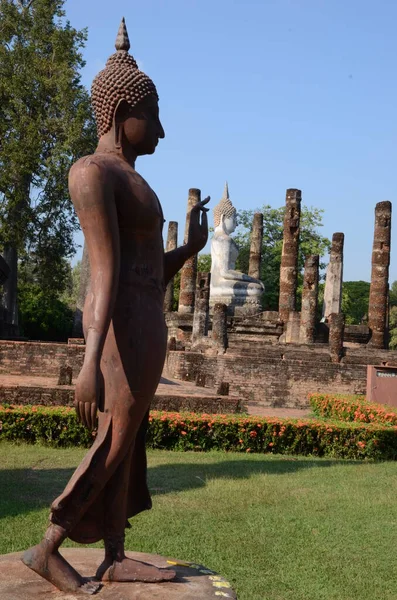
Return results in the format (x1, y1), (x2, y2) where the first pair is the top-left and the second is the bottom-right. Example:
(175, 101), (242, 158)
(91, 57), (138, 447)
(2, 404), (397, 459)
(309, 394), (397, 426)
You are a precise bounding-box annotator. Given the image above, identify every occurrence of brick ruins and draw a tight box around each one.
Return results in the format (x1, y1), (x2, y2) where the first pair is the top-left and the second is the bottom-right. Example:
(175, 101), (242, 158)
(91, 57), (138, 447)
(163, 187), (394, 410)
(0, 187), (394, 413)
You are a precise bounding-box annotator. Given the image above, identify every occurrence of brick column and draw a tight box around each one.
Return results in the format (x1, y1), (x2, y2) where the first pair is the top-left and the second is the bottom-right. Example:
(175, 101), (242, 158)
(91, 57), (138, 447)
(191, 272), (211, 346)
(178, 188), (200, 314)
(329, 313), (345, 363)
(323, 233), (344, 321)
(72, 242), (91, 338)
(3, 244), (18, 329)
(163, 221), (178, 312)
(299, 255), (319, 344)
(368, 201), (392, 349)
(248, 212), (263, 280)
(212, 302), (228, 352)
(285, 311), (301, 344)
(279, 189), (301, 323)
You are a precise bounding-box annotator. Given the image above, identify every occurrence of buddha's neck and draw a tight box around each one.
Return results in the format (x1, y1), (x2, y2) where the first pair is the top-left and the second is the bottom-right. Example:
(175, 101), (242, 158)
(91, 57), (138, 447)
(96, 133), (137, 168)
(214, 224), (231, 237)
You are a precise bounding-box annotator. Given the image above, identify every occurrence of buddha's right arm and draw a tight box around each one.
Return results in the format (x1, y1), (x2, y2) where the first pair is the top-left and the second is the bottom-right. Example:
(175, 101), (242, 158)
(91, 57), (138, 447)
(220, 269), (259, 283)
(69, 161), (120, 369)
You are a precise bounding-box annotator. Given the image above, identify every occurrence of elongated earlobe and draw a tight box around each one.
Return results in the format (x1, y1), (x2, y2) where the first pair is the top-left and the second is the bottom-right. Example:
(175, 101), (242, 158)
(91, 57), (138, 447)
(114, 122), (122, 149)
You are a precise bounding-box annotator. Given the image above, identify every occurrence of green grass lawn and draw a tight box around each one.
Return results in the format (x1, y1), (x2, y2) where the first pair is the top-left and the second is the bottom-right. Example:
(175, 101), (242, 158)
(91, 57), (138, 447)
(1, 443), (397, 600)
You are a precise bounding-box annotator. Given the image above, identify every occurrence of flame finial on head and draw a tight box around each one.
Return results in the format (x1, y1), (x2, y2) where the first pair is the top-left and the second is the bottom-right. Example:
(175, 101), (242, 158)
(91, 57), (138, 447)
(115, 17), (130, 52)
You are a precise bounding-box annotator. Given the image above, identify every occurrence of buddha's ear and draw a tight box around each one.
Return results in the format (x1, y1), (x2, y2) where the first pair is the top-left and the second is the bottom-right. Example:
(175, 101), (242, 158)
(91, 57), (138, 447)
(114, 99), (131, 124)
(113, 99), (130, 148)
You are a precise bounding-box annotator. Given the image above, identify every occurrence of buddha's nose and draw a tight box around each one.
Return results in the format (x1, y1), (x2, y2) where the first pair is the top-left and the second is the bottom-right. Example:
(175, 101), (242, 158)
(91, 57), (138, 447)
(158, 120), (165, 139)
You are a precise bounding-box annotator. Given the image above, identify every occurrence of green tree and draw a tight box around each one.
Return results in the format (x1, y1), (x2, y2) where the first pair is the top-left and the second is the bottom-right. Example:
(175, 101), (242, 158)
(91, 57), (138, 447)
(389, 306), (397, 350)
(59, 259), (81, 308)
(17, 254), (76, 340)
(234, 205), (331, 310)
(0, 0), (96, 298)
(341, 281), (370, 325)
(197, 253), (211, 274)
(19, 285), (73, 341)
(389, 280), (397, 307)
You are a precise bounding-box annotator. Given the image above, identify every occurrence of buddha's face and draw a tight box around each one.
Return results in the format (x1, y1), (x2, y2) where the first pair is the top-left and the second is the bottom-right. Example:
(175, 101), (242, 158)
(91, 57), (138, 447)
(223, 213), (237, 234)
(117, 95), (165, 156)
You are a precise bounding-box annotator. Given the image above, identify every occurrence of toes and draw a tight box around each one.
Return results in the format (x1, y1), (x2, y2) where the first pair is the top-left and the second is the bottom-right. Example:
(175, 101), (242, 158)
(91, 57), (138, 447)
(161, 569), (176, 581)
(81, 579), (102, 595)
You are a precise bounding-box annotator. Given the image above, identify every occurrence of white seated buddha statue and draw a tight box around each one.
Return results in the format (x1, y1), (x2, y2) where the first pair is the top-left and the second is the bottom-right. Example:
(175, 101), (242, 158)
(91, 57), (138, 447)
(209, 183), (264, 314)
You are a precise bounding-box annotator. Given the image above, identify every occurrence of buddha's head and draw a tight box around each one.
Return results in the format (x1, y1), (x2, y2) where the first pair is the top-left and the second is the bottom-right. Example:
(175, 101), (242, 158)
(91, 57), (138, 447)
(91, 18), (164, 155)
(213, 183), (237, 234)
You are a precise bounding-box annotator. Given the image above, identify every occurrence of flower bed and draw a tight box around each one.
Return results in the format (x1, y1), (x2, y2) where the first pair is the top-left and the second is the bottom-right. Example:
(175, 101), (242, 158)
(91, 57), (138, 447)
(310, 394), (397, 426)
(1, 404), (397, 459)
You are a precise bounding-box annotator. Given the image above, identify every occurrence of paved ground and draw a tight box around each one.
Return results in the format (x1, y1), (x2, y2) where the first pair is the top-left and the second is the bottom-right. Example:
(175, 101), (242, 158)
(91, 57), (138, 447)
(0, 374), (311, 418)
(0, 549), (236, 600)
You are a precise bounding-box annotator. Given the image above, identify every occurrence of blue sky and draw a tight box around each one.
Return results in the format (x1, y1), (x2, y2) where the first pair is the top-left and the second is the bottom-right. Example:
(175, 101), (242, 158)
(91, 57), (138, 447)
(65, 0), (397, 282)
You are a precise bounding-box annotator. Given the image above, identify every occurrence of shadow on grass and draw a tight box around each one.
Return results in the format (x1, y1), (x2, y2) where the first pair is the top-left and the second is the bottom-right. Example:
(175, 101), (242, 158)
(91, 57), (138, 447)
(0, 456), (362, 519)
(147, 457), (362, 496)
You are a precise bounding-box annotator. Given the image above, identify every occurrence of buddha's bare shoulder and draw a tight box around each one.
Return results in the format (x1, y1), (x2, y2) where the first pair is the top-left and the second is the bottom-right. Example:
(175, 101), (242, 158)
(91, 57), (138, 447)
(69, 153), (121, 183)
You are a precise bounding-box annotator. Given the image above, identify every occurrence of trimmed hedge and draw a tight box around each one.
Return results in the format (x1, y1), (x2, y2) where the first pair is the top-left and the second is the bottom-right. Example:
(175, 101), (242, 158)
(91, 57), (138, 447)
(1, 404), (397, 459)
(310, 394), (397, 426)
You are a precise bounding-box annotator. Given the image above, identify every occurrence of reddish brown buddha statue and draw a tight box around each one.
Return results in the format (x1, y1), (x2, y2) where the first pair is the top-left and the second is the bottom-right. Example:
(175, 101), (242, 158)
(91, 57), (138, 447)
(22, 18), (209, 594)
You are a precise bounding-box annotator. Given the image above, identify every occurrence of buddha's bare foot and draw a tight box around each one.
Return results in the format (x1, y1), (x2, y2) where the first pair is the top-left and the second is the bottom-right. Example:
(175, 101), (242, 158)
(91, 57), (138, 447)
(96, 556), (176, 583)
(22, 542), (101, 594)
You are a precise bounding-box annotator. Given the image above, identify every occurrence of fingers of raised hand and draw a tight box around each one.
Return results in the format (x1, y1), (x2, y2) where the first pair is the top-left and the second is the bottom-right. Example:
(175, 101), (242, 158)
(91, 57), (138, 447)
(192, 197), (210, 213)
(200, 209), (208, 230)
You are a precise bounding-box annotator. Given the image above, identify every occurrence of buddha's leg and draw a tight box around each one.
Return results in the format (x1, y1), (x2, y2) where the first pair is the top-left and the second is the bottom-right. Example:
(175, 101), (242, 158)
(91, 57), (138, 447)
(21, 406), (142, 592)
(96, 413), (175, 583)
(22, 523), (101, 595)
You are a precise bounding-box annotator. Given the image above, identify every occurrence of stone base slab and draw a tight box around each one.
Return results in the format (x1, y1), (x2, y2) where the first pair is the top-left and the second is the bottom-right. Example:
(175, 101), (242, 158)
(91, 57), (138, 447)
(0, 548), (237, 599)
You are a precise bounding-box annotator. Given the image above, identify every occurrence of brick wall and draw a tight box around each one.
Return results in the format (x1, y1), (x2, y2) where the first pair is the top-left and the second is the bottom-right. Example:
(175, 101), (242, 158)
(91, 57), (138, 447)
(3, 339), (397, 411)
(0, 341), (85, 377)
(166, 344), (397, 409)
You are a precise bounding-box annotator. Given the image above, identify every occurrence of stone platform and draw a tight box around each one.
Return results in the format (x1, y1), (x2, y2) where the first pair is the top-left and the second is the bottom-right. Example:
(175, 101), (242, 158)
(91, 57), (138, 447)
(0, 374), (243, 414)
(0, 548), (237, 599)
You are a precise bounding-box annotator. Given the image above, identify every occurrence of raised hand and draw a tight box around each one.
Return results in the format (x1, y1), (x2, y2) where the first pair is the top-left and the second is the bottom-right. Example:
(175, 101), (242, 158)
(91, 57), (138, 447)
(186, 196), (210, 255)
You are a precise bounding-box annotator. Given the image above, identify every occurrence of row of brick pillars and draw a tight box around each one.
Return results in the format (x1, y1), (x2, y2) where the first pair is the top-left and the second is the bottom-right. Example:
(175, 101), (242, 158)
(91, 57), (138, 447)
(170, 186), (392, 355)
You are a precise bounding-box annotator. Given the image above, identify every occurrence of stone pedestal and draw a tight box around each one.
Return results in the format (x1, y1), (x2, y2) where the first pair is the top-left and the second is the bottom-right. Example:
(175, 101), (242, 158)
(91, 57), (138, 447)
(0, 549), (237, 600)
(164, 221), (179, 312)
